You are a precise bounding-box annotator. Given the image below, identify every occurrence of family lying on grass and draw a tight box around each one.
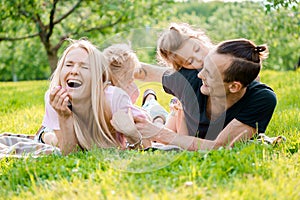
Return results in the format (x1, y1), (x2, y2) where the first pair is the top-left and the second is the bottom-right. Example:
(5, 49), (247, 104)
(0, 23), (278, 157)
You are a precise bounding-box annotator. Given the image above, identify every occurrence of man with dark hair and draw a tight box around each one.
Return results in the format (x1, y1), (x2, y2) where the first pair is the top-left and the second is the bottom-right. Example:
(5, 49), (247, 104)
(112, 38), (277, 150)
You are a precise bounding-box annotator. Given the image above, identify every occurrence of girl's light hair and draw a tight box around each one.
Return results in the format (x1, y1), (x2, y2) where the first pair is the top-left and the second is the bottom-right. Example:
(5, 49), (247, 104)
(50, 39), (122, 150)
(103, 43), (140, 87)
(157, 23), (214, 71)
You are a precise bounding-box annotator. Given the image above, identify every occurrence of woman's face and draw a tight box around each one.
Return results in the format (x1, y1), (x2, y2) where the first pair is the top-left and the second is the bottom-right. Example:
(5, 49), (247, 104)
(174, 37), (210, 69)
(59, 47), (91, 101)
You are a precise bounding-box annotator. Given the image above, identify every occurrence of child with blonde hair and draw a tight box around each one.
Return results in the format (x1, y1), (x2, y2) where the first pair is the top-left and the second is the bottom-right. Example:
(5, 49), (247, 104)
(103, 43), (168, 126)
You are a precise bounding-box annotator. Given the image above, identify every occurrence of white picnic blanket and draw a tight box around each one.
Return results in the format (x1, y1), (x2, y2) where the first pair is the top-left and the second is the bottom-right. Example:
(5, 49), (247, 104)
(0, 134), (61, 158)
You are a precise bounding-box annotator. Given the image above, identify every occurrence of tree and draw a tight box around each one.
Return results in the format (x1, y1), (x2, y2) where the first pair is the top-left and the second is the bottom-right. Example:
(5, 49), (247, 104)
(166, 1), (299, 70)
(265, 0), (299, 11)
(0, 0), (174, 74)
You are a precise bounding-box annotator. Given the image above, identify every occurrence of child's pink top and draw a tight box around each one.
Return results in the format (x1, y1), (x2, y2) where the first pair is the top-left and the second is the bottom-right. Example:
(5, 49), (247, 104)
(42, 85), (148, 130)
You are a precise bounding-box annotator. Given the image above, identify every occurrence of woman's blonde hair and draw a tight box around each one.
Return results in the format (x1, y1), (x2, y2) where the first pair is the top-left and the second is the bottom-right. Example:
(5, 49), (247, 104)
(157, 23), (213, 71)
(50, 39), (122, 150)
(103, 43), (140, 87)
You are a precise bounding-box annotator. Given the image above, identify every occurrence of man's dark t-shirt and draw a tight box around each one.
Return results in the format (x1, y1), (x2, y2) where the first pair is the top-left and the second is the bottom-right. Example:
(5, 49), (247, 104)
(162, 68), (277, 140)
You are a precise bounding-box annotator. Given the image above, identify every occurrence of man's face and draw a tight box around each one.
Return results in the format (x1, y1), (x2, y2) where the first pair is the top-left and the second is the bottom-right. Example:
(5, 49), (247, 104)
(197, 49), (232, 97)
(174, 37), (210, 69)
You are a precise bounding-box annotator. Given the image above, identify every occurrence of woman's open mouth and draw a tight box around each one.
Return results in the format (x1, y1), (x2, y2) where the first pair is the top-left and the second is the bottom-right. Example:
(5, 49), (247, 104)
(67, 79), (82, 88)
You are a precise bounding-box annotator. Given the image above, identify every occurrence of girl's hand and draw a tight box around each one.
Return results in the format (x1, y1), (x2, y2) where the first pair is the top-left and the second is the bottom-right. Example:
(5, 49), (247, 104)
(49, 86), (72, 118)
(169, 97), (182, 111)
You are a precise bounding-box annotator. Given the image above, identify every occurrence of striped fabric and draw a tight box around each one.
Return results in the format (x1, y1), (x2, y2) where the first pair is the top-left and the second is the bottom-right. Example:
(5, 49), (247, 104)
(0, 133), (61, 158)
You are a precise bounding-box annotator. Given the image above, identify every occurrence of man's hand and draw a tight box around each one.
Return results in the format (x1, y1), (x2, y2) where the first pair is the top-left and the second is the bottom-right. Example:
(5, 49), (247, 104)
(134, 115), (163, 140)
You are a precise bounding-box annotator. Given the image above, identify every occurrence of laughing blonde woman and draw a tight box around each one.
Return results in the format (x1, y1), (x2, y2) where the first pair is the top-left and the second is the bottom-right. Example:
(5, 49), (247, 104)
(41, 39), (145, 154)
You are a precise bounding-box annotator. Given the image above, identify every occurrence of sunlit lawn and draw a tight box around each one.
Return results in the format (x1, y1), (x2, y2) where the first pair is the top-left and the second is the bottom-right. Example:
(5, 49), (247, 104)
(0, 70), (299, 199)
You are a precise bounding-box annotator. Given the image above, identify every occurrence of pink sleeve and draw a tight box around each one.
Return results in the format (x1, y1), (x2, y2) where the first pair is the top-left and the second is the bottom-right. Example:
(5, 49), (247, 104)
(41, 90), (60, 130)
(128, 82), (140, 104)
(111, 87), (148, 119)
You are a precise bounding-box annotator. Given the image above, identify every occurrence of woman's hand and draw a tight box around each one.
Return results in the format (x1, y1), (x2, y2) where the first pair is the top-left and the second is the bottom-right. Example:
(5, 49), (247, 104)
(111, 109), (162, 140)
(49, 86), (72, 118)
(49, 86), (77, 154)
(111, 109), (141, 141)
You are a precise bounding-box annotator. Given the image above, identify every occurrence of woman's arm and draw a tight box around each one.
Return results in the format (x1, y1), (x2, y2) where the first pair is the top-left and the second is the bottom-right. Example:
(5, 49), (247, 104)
(49, 86), (78, 155)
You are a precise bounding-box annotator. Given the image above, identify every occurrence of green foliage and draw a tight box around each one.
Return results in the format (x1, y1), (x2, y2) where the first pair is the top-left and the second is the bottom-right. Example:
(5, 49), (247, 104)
(98, 27), (164, 64)
(170, 1), (300, 71)
(208, 2), (299, 71)
(265, 0), (299, 11)
(0, 71), (299, 198)
(0, 0), (174, 80)
(0, 39), (50, 81)
(173, 1), (222, 19)
(0, 1), (299, 80)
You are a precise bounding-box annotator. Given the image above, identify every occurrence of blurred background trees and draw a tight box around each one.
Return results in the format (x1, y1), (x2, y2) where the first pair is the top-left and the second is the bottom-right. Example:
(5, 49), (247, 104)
(0, 0), (299, 81)
(0, 0), (174, 81)
(171, 1), (299, 71)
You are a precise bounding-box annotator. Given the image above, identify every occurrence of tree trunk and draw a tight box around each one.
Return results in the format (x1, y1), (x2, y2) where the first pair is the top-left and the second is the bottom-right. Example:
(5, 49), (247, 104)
(47, 52), (59, 74)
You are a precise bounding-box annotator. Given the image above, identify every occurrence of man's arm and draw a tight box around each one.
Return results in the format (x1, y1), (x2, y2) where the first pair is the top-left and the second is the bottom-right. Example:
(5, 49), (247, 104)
(135, 116), (254, 151)
(213, 119), (256, 147)
(111, 110), (255, 151)
(134, 62), (170, 82)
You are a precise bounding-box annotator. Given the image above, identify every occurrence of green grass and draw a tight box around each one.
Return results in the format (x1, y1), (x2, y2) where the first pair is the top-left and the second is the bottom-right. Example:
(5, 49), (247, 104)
(0, 70), (299, 199)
